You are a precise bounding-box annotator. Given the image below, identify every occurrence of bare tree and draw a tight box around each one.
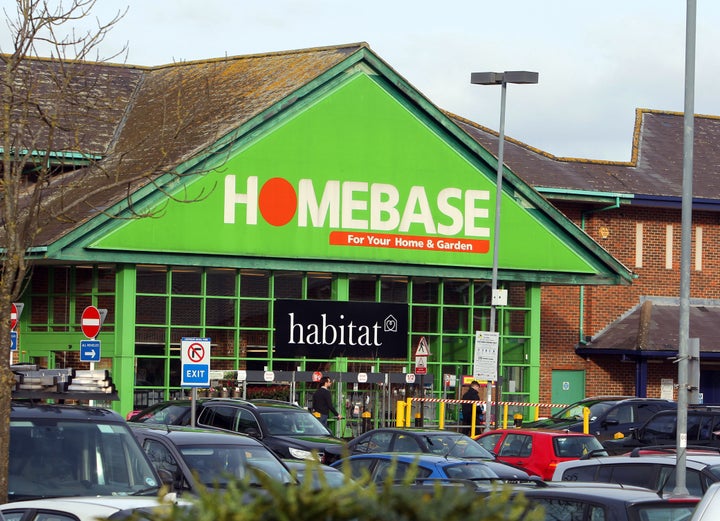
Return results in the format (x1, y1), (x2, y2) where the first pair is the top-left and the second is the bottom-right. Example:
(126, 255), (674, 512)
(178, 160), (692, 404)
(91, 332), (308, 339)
(0, 0), (231, 503)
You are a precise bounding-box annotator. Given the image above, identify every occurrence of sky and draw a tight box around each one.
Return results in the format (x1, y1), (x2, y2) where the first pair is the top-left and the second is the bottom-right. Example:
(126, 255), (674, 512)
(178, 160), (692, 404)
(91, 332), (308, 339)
(2, 0), (719, 161)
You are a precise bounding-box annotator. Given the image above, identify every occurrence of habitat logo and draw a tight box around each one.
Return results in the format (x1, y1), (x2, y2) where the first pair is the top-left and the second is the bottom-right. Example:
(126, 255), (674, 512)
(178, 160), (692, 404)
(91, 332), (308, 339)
(274, 300), (408, 358)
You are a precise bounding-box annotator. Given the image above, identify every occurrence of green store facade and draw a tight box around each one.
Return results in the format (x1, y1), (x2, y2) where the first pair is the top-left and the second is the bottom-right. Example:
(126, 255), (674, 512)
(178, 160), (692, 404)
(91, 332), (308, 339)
(12, 44), (632, 421)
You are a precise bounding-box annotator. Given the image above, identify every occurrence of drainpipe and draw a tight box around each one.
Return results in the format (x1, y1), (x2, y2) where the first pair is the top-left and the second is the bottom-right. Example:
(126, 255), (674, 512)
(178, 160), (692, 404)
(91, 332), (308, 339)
(578, 197), (622, 345)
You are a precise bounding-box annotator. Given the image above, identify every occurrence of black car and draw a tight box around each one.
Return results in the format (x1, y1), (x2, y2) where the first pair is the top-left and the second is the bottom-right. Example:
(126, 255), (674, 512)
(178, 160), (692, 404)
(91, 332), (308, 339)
(130, 398), (346, 463)
(603, 405), (720, 455)
(513, 481), (700, 521)
(9, 401), (161, 502)
(129, 424), (294, 494)
(330, 427), (532, 481)
(524, 396), (677, 441)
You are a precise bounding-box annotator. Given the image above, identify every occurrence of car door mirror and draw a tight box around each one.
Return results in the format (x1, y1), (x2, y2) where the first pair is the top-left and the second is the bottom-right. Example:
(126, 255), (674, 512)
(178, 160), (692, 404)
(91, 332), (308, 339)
(245, 427), (261, 438)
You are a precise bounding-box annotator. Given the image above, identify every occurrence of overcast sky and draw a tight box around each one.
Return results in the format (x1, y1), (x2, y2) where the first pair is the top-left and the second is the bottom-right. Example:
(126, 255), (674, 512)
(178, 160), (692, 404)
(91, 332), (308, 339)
(2, 0), (718, 161)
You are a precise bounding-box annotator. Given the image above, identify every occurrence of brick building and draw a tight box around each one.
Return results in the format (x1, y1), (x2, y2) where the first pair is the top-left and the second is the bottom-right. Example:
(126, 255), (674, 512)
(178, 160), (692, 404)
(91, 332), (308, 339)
(456, 109), (720, 405)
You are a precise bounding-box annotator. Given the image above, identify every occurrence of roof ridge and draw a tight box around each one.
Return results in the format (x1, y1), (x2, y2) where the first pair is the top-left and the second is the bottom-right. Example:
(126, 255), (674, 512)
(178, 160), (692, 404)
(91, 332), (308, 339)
(145, 42), (370, 71)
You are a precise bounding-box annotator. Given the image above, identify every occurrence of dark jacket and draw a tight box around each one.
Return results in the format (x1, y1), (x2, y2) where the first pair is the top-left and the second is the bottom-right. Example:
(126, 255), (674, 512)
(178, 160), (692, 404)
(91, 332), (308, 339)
(461, 387), (484, 424)
(312, 386), (339, 416)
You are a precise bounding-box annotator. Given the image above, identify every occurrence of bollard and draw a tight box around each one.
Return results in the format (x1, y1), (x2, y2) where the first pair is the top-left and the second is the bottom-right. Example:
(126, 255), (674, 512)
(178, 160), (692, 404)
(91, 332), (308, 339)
(361, 410), (372, 433)
(415, 412), (422, 427)
(513, 413), (523, 427)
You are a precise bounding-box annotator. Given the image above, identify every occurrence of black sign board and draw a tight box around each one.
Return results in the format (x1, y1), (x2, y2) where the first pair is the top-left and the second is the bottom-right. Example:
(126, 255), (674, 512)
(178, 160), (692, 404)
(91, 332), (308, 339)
(274, 300), (408, 358)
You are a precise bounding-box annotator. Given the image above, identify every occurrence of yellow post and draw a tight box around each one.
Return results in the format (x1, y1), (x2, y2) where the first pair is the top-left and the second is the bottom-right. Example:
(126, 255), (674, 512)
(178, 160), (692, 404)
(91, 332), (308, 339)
(406, 398), (413, 427)
(533, 406), (540, 421)
(583, 406), (590, 434)
(503, 403), (509, 428)
(396, 400), (406, 427)
(470, 403), (477, 437)
(439, 402), (445, 430)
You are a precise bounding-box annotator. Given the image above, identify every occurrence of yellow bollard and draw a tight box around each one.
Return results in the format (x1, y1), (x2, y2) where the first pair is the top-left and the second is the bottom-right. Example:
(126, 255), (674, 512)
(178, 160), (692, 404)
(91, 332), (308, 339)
(583, 406), (590, 434)
(439, 402), (445, 430)
(396, 400), (406, 427)
(514, 413), (523, 427)
(503, 404), (509, 429)
(406, 398), (413, 427)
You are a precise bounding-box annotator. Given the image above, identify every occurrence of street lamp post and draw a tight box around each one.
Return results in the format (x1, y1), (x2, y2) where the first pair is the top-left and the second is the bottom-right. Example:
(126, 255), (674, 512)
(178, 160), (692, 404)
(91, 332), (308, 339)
(471, 71), (538, 430)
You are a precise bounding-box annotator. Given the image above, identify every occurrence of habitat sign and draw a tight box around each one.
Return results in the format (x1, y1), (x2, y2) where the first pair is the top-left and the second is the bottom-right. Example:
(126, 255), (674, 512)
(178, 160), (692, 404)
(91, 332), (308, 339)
(274, 300), (408, 358)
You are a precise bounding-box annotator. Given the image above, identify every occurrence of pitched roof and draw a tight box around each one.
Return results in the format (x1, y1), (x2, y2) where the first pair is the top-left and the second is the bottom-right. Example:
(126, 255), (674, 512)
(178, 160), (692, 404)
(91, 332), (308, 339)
(451, 109), (720, 204)
(575, 297), (720, 355)
(2, 43), (366, 245)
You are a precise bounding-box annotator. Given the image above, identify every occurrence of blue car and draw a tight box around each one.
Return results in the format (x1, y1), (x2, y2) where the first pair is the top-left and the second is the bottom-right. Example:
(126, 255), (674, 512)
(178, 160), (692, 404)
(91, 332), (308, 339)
(330, 453), (498, 485)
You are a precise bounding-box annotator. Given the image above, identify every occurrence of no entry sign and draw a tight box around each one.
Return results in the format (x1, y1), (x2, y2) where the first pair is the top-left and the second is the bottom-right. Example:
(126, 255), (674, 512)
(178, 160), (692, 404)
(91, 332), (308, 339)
(10, 303), (17, 331)
(181, 337), (211, 387)
(81, 306), (102, 339)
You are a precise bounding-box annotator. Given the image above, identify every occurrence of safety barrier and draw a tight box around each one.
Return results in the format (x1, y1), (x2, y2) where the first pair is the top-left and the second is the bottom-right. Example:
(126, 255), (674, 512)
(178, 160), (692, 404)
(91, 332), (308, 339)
(399, 397), (590, 435)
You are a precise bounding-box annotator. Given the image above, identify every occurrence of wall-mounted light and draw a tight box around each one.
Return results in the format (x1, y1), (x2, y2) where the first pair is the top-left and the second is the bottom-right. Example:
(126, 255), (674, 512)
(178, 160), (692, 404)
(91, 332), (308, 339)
(599, 226), (610, 239)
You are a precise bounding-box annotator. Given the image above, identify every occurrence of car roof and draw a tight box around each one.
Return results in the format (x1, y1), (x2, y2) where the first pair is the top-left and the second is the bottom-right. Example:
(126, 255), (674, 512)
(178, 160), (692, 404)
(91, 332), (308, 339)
(479, 428), (598, 437)
(518, 481), (701, 501)
(139, 398), (305, 412)
(357, 427), (461, 436)
(556, 453), (720, 469)
(10, 401), (125, 422)
(339, 453), (479, 465)
(0, 496), (189, 512)
(128, 423), (262, 445)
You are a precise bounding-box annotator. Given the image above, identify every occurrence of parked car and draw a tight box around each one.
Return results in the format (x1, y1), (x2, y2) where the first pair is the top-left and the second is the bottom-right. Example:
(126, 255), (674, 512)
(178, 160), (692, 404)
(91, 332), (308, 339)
(330, 453), (498, 487)
(129, 424), (295, 494)
(474, 428), (607, 480)
(691, 480), (720, 521)
(603, 405), (720, 455)
(9, 401), (161, 502)
(332, 427), (532, 481)
(514, 481), (699, 521)
(130, 398), (345, 463)
(0, 496), (190, 521)
(524, 396), (677, 441)
(281, 459), (349, 489)
(553, 449), (720, 497)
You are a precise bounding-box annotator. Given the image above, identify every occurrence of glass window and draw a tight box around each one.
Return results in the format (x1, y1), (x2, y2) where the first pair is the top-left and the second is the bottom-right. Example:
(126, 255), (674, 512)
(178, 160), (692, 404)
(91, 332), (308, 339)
(443, 279), (470, 305)
(199, 406), (238, 432)
(206, 298), (235, 327)
(412, 278), (439, 304)
(206, 268), (236, 296)
(499, 434), (532, 457)
(240, 270), (269, 298)
(380, 276), (407, 302)
(171, 268), (202, 295)
(275, 272), (303, 299)
(349, 275), (377, 302)
(137, 265), (167, 294)
(307, 272), (332, 300)
(171, 297), (201, 325)
(356, 431), (394, 453)
(392, 434), (420, 452)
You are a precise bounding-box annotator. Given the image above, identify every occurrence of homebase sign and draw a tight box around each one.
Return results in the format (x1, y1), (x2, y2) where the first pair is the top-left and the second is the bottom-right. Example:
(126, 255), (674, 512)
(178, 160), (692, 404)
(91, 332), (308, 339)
(274, 300), (408, 358)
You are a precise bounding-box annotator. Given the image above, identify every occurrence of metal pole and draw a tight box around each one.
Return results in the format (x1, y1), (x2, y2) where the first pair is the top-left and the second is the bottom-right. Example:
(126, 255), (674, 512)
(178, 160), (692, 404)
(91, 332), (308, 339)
(486, 80), (507, 431)
(674, 0), (696, 498)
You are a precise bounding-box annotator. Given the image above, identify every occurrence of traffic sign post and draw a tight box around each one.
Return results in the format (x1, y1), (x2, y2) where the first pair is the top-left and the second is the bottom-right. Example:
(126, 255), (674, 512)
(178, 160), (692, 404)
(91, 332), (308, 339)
(81, 306), (104, 339)
(80, 339), (101, 362)
(181, 337), (211, 387)
(414, 336), (431, 427)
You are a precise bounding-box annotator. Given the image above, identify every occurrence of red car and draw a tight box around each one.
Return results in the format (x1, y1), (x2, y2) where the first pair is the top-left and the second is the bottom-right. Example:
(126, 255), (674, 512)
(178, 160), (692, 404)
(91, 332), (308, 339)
(474, 428), (607, 480)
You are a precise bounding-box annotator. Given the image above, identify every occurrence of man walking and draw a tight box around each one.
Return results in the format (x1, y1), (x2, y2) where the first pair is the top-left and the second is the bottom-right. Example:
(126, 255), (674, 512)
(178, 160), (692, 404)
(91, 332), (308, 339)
(312, 376), (342, 427)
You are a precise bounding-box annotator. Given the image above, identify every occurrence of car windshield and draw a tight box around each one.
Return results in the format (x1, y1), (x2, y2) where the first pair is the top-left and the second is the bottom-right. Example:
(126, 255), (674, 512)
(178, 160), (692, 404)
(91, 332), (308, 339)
(9, 418), (160, 501)
(442, 462), (497, 481)
(422, 434), (495, 459)
(261, 410), (332, 436)
(553, 401), (615, 421)
(131, 403), (189, 425)
(179, 444), (293, 487)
